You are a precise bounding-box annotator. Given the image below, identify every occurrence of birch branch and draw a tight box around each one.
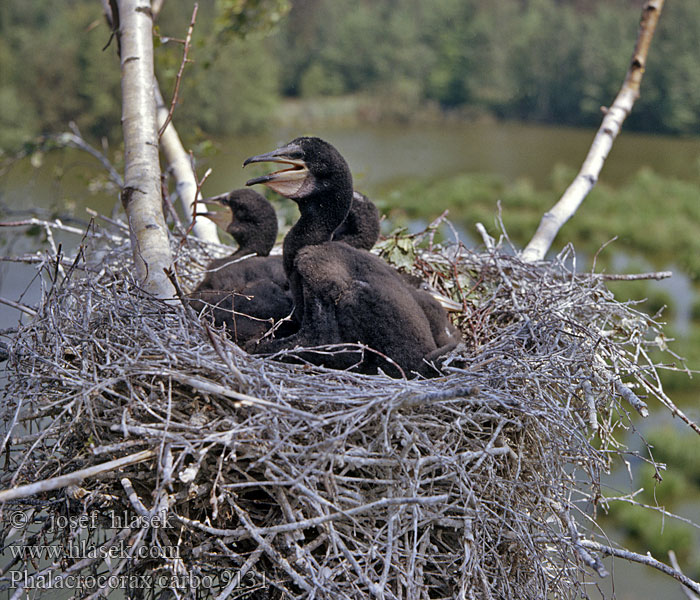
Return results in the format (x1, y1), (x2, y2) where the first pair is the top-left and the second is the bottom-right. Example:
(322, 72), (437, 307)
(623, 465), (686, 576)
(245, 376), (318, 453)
(521, 1), (665, 262)
(115, 0), (175, 298)
(155, 80), (219, 242)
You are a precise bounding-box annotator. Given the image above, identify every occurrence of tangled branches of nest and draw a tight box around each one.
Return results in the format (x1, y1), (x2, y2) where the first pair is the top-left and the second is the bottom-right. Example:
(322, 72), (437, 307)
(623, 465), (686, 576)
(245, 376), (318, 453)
(0, 217), (687, 599)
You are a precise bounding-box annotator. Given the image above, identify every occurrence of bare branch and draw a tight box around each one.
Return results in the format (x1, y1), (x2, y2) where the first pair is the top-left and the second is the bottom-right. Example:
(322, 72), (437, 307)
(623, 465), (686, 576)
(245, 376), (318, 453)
(599, 271), (672, 281)
(669, 551), (700, 600)
(522, 1), (665, 262)
(158, 3), (198, 140)
(62, 125), (124, 188)
(578, 540), (700, 596)
(0, 296), (37, 317)
(0, 450), (154, 503)
(615, 380), (649, 417)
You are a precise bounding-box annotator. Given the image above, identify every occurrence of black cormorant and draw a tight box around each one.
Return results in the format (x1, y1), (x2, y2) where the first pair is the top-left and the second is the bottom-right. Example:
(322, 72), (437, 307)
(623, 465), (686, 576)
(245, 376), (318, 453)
(190, 187), (388, 346)
(189, 189), (292, 345)
(332, 191), (380, 250)
(243, 136), (460, 377)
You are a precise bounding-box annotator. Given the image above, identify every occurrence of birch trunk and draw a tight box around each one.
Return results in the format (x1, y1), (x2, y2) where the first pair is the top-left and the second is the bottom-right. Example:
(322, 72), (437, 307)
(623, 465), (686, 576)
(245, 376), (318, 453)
(118, 0), (175, 298)
(155, 80), (220, 243)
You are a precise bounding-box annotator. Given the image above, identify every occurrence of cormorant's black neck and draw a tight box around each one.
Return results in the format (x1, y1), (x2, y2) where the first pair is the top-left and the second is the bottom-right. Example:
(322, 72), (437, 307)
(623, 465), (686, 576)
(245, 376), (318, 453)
(283, 189), (351, 275)
(230, 233), (273, 259)
(228, 212), (277, 258)
(331, 192), (380, 250)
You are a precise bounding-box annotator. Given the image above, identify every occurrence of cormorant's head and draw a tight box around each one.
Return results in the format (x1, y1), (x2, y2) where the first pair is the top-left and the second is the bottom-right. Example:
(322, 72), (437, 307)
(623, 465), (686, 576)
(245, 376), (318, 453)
(243, 137), (353, 203)
(332, 191), (381, 250)
(197, 188), (277, 255)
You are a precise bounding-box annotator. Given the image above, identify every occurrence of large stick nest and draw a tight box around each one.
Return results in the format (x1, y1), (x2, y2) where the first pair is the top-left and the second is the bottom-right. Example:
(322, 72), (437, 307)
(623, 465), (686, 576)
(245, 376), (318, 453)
(0, 217), (678, 599)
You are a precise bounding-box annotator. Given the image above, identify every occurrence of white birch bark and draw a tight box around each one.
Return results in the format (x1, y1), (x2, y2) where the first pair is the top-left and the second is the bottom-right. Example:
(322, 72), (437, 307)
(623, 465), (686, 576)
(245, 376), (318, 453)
(521, 1), (665, 263)
(118, 0), (175, 298)
(155, 80), (220, 243)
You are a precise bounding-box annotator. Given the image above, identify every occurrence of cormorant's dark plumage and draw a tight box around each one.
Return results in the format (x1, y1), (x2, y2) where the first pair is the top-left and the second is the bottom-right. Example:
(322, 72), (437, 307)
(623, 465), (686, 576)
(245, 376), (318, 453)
(190, 187), (387, 346)
(189, 189), (291, 345)
(244, 137), (460, 377)
(332, 191), (380, 250)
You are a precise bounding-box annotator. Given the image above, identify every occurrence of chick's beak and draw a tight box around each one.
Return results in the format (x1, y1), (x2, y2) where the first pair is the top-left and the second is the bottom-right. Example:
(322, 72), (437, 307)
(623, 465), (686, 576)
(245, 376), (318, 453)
(243, 142), (310, 198)
(195, 195), (232, 230)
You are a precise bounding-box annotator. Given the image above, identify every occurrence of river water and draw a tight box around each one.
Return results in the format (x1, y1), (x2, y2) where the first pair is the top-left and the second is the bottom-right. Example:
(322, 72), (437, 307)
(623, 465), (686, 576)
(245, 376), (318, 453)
(205, 119), (700, 194)
(1, 118), (699, 598)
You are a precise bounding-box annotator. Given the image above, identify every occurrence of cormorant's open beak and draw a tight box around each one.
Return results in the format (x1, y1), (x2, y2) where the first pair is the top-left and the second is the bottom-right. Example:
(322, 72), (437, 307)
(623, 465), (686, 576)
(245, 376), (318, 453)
(195, 194), (231, 230)
(243, 142), (310, 198)
(431, 292), (462, 312)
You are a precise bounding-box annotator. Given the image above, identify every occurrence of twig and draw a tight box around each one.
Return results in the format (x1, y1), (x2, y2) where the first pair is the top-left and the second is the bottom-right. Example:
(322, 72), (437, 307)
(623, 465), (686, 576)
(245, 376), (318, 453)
(475, 222), (495, 250)
(522, 1), (665, 261)
(157, 3), (198, 139)
(164, 266), (198, 319)
(599, 271), (672, 281)
(0, 450), (154, 503)
(233, 503), (314, 593)
(578, 540), (700, 595)
(215, 538), (268, 600)
(121, 477), (149, 517)
(615, 380), (649, 418)
(164, 372), (320, 421)
(582, 380), (598, 432)
(176, 495), (450, 539)
(154, 73), (220, 239)
(204, 324), (247, 385)
(0, 218), (93, 237)
(669, 551), (700, 600)
(0, 297), (37, 317)
(66, 124), (124, 188)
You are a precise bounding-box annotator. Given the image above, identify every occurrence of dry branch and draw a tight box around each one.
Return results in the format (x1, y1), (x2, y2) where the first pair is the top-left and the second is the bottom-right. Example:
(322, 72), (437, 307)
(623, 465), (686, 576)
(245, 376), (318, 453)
(578, 540), (700, 596)
(157, 4), (198, 140)
(522, 1), (665, 262)
(669, 551), (700, 600)
(0, 451), (154, 503)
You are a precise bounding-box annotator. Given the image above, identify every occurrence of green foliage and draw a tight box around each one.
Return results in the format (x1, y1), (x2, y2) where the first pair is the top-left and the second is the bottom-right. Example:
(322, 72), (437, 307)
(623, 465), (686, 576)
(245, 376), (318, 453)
(215, 0), (290, 40)
(376, 233), (417, 270)
(0, 1), (122, 148)
(0, 0), (285, 151)
(273, 0), (700, 134)
(381, 168), (700, 281)
(4, 0), (700, 148)
(170, 37), (280, 137)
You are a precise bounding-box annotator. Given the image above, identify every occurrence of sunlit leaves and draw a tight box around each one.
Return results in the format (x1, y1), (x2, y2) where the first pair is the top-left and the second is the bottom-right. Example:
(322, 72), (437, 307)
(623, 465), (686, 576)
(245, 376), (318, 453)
(215, 0), (290, 40)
